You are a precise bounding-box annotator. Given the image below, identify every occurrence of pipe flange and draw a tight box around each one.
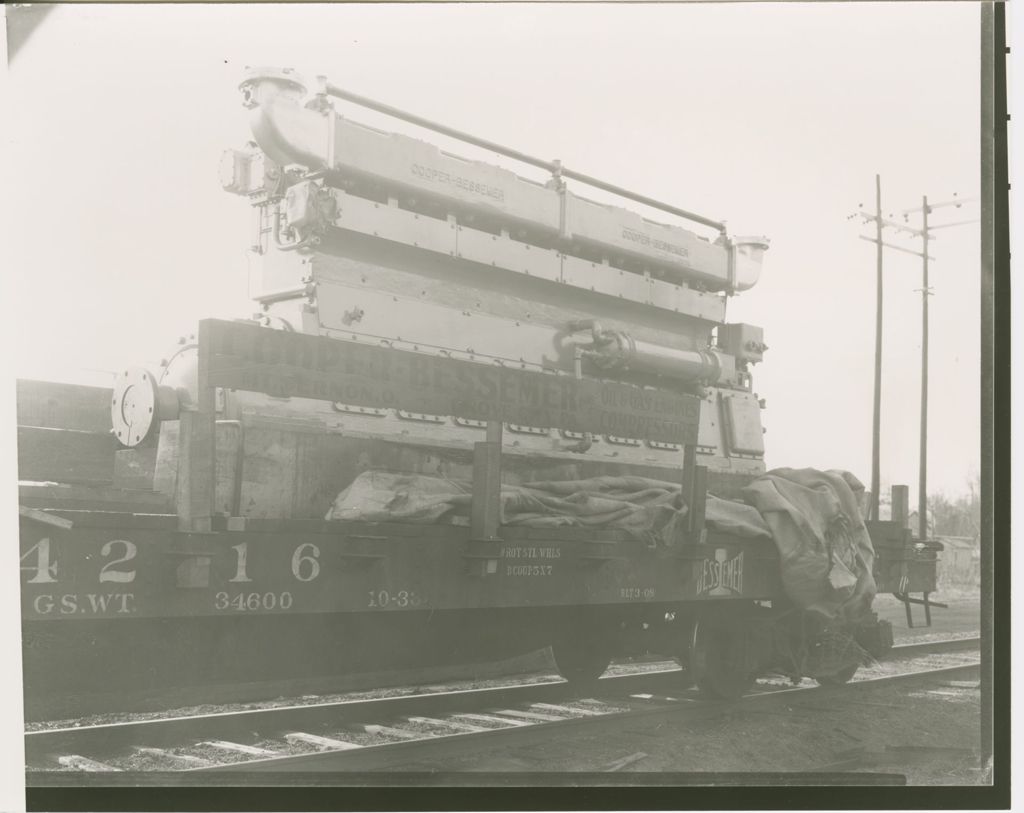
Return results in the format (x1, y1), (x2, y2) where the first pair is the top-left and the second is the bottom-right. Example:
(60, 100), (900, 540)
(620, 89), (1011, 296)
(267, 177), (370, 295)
(239, 66), (307, 109)
(111, 367), (158, 448)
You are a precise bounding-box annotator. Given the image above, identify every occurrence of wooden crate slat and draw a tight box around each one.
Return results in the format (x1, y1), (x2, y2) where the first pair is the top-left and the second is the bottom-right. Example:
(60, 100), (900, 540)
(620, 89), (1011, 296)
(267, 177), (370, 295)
(17, 379), (113, 433)
(17, 426), (117, 485)
(18, 483), (173, 514)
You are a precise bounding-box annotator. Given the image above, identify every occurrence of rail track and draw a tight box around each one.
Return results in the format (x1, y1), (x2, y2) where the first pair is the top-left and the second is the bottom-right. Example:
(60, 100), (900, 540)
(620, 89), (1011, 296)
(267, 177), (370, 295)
(26, 636), (981, 777)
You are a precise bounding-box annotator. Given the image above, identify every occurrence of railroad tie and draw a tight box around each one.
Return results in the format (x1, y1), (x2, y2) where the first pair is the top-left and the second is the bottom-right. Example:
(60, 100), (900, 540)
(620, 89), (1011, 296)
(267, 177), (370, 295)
(363, 724), (426, 739)
(198, 740), (277, 756)
(451, 713), (530, 728)
(284, 732), (363, 751)
(135, 747), (213, 766)
(627, 693), (682, 703)
(531, 703), (607, 716)
(406, 716), (490, 732)
(491, 708), (567, 722)
(57, 755), (121, 772)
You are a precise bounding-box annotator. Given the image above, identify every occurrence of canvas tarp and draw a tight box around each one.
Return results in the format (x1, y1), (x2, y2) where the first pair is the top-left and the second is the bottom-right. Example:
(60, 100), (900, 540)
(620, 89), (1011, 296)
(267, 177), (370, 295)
(325, 472), (771, 546)
(741, 468), (876, 622)
(326, 467), (876, 621)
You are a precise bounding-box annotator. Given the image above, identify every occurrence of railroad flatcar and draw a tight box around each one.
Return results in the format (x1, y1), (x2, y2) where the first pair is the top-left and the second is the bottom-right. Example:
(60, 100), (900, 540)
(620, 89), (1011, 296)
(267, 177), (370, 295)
(17, 68), (940, 716)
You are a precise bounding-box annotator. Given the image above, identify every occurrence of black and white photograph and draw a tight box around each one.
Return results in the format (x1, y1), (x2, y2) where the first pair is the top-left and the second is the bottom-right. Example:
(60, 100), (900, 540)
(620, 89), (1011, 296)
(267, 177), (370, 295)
(2, 1), (1008, 808)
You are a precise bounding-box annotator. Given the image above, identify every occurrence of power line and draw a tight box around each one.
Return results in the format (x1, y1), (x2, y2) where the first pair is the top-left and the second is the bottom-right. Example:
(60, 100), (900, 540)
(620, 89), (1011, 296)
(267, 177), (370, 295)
(849, 185), (977, 540)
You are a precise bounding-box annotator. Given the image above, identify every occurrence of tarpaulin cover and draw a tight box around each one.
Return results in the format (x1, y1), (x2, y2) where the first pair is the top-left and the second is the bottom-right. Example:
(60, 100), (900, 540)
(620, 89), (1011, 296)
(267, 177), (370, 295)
(326, 467), (876, 621)
(325, 472), (771, 547)
(741, 468), (876, 622)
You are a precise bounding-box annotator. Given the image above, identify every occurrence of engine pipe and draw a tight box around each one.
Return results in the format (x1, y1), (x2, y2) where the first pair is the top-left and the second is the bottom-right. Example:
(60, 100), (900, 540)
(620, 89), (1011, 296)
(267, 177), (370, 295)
(272, 206), (318, 252)
(565, 319), (732, 384)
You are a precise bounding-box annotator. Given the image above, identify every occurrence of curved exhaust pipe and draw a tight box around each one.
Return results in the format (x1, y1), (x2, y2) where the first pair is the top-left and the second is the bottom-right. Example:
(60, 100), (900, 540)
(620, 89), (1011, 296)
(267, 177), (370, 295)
(239, 67), (327, 169)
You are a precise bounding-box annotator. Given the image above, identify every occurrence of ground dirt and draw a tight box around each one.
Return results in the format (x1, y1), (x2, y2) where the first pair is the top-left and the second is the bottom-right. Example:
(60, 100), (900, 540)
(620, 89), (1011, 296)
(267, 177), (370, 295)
(874, 592), (980, 641)
(382, 671), (986, 785)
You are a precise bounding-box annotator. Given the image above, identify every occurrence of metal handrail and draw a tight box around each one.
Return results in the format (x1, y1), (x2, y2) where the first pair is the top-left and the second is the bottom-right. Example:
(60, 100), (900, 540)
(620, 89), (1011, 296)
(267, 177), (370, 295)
(321, 81), (727, 234)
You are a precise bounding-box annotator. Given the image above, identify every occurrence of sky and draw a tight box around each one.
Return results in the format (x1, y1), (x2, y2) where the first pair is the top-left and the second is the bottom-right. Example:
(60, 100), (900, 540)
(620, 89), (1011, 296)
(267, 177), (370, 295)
(5, 2), (983, 498)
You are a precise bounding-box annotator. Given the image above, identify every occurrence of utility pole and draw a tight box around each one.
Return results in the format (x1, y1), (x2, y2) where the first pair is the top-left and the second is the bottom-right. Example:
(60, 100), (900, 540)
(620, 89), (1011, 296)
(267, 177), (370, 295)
(898, 194), (977, 540)
(850, 189), (977, 530)
(850, 176), (924, 521)
(918, 196), (930, 543)
(871, 176), (884, 521)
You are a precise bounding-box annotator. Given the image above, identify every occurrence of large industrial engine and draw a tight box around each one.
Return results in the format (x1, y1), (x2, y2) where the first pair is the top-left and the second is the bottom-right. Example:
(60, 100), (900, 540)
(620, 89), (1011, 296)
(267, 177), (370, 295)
(111, 67), (771, 516)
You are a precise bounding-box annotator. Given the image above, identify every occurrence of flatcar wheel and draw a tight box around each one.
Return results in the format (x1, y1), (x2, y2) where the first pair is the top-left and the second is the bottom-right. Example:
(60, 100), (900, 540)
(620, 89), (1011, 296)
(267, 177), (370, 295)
(815, 664), (859, 686)
(688, 617), (754, 700)
(551, 639), (611, 685)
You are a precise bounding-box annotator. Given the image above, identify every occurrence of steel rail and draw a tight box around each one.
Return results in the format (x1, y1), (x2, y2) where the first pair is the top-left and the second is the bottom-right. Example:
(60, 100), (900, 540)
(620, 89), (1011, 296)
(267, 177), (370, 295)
(24, 637), (978, 751)
(321, 81), (728, 234)
(196, 660), (981, 774)
(26, 657), (980, 780)
(23, 668), (685, 766)
(888, 635), (982, 656)
(25, 636), (979, 775)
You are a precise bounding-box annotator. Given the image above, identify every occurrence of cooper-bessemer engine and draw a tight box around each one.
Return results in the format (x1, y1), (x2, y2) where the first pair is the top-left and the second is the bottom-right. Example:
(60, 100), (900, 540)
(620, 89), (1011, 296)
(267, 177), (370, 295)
(112, 67), (770, 509)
